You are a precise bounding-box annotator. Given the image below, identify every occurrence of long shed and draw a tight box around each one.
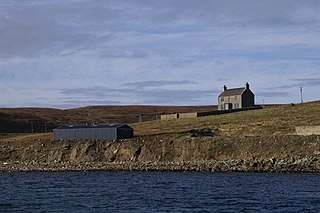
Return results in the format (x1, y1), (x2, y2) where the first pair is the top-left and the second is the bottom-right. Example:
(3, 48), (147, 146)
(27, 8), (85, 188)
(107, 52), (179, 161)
(53, 123), (134, 140)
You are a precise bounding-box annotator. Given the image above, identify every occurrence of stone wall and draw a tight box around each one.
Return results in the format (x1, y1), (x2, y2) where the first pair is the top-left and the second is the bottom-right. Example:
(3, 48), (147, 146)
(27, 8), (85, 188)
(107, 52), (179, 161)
(160, 106), (263, 121)
(179, 112), (198, 119)
(160, 113), (179, 120)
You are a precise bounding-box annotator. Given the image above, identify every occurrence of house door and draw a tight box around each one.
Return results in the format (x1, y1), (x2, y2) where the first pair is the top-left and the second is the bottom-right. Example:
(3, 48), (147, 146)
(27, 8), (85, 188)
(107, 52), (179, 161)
(224, 103), (233, 110)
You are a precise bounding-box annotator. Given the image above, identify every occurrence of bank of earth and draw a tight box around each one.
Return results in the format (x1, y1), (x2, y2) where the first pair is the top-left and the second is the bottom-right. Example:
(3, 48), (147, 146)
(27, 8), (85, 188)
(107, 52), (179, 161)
(1, 133), (320, 172)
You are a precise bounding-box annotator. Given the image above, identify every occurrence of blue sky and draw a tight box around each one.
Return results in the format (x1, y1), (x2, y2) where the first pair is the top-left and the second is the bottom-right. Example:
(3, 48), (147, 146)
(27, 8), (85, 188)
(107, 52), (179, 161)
(1, 0), (320, 108)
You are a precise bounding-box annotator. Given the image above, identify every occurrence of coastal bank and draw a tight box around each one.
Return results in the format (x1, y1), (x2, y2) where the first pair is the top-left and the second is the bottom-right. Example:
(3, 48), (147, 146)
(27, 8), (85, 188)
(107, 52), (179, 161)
(1, 133), (320, 172)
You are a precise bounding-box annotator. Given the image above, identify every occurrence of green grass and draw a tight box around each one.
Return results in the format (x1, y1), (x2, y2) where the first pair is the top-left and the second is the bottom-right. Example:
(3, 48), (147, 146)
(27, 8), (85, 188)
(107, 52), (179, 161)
(132, 101), (320, 136)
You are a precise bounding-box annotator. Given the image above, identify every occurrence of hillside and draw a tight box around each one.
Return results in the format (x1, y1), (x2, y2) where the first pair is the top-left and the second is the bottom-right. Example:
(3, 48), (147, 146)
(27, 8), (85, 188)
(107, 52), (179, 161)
(132, 101), (320, 136)
(0, 105), (215, 133)
(1, 101), (320, 172)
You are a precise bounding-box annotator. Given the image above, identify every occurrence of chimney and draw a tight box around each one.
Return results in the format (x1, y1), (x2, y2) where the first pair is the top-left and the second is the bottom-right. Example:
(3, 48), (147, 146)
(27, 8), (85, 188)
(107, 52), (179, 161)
(245, 82), (249, 89)
(223, 85), (227, 91)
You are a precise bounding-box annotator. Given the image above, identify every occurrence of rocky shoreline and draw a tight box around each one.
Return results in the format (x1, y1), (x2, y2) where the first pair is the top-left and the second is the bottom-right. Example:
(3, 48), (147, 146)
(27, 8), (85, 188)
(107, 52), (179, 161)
(1, 155), (320, 173)
(1, 134), (320, 173)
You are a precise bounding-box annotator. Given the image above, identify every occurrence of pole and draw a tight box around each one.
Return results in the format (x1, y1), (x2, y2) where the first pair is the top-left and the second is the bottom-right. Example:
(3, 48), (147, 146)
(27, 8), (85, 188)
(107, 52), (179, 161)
(300, 87), (303, 103)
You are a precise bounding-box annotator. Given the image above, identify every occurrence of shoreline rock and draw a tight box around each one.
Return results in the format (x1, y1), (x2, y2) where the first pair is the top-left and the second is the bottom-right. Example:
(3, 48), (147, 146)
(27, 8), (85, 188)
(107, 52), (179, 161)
(1, 156), (320, 173)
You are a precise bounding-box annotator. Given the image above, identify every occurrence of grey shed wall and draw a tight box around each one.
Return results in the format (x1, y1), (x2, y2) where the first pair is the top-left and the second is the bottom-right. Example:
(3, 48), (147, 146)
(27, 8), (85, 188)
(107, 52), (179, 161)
(117, 128), (134, 139)
(53, 125), (133, 140)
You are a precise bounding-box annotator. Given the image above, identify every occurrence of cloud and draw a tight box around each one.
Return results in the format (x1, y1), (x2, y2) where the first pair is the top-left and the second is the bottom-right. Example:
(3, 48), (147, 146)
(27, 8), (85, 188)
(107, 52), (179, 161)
(1, 0), (320, 58)
(122, 80), (197, 88)
(130, 0), (320, 28)
(61, 86), (132, 98)
(1, 0), (320, 107)
(291, 77), (320, 86)
(55, 99), (123, 109)
(100, 49), (147, 58)
(256, 91), (291, 98)
(135, 88), (215, 104)
(60, 85), (216, 106)
(0, 1), (115, 58)
(264, 77), (320, 90)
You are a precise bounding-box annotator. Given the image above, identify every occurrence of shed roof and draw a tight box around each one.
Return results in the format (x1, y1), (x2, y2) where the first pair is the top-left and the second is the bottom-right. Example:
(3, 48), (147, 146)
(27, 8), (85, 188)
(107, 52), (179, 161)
(219, 87), (245, 97)
(54, 123), (132, 130)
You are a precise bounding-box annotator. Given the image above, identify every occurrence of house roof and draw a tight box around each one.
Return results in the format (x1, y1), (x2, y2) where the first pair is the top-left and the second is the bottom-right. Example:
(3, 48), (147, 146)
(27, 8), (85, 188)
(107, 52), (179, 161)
(54, 123), (132, 130)
(219, 87), (245, 97)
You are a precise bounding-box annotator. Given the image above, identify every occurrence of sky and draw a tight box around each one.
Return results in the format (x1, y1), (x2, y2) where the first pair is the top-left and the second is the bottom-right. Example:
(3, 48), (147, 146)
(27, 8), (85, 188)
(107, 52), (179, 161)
(0, 0), (320, 108)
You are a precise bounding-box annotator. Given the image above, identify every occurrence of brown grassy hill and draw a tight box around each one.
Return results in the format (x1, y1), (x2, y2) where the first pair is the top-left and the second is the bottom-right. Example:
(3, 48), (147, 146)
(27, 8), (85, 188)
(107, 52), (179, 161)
(0, 105), (216, 133)
(132, 101), (320, 136)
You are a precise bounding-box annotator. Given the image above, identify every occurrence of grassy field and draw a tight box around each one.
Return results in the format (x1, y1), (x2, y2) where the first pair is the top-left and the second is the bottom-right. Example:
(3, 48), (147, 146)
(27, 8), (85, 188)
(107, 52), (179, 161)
(1, 101), (319, 141)
(0, 105), (215, 133)
(132, 101), (320, 136)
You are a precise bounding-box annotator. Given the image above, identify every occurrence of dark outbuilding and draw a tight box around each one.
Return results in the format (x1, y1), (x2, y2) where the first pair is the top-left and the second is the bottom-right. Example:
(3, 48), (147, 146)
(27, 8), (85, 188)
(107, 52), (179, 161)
(53, 123), (134, 140)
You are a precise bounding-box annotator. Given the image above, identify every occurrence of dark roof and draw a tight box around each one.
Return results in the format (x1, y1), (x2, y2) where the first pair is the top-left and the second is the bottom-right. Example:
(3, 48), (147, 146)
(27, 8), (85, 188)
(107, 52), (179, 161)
(219, 87), (245, 97)
(54, 123), (132, 130)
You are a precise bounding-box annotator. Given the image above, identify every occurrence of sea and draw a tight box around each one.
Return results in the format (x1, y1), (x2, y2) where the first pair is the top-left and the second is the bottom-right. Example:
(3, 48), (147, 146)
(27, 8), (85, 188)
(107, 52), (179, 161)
(1, 172), (320, 212)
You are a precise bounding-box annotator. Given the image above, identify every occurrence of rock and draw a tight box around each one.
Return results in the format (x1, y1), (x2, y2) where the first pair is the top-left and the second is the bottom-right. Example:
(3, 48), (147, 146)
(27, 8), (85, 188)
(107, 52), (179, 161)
(189, 128), (214, 137)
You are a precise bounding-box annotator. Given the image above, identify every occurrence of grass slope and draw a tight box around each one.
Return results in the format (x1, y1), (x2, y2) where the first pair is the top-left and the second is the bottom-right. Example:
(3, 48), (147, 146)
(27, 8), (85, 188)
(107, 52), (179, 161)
(0, 105), (215, 133)
(132, 101), (320, 136)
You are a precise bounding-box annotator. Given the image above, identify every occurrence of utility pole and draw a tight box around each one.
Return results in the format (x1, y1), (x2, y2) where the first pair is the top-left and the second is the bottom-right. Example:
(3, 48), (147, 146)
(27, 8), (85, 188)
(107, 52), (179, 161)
(300, 87), (303, 103)
(31, 121), (34, 133)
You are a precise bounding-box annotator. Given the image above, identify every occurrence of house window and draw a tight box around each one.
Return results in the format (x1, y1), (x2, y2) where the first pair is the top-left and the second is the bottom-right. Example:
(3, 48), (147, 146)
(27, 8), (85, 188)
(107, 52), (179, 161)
(235, 96), (238, 100)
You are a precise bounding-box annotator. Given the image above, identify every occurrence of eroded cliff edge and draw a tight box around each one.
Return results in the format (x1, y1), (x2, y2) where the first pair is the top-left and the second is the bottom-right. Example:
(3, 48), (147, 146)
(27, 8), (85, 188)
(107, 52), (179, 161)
(1, 133), (320, 172)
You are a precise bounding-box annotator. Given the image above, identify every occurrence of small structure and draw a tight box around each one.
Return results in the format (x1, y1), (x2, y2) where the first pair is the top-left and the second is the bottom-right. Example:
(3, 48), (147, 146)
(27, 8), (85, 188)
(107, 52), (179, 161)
(296, 126), (320, 136)
(160, 113), (179, 120)
(179, 112), (198, 119)
(160, 112), (198, 120)
(53, 123), (134, 140)
(218, 82), (255, 110)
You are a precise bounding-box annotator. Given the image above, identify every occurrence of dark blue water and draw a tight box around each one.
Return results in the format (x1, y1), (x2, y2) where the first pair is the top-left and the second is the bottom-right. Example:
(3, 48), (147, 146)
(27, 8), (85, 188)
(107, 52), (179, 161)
(1, 172), (320, 212)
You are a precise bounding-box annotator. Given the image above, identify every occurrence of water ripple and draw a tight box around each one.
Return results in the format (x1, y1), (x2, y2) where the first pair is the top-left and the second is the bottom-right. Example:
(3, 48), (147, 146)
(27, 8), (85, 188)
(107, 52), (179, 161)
(0, 172), (320, 212)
